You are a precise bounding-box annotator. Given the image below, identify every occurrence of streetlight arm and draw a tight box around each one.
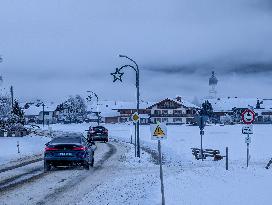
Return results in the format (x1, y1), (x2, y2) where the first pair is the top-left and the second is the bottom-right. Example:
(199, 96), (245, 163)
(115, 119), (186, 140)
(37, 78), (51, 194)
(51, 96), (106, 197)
(119, 55), (139, 72)
(119, 64), (137, 73)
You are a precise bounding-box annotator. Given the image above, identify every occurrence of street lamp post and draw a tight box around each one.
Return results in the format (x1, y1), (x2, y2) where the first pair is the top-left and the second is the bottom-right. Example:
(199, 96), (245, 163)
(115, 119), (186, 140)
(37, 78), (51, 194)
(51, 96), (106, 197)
(111, 55), (141, 158)
(86, 91), (100, 125)
(42, 103), (45, 127)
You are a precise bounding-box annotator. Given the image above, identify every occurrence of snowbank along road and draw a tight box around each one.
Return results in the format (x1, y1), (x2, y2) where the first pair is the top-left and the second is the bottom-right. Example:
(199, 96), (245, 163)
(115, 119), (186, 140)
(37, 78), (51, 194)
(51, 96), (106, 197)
(0, 136), (164, 205)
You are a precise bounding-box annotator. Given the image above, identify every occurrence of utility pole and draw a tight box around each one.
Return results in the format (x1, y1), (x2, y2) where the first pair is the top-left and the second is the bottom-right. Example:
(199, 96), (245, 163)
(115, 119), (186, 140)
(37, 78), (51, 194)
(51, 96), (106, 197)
(10, 86), (14, 108)
(86, 91), (100, 125)
(42, 103), (45, 127)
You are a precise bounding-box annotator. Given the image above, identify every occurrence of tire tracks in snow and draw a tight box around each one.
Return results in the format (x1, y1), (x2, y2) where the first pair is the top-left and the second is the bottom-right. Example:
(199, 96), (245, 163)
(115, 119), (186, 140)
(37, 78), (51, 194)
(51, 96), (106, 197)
(0, 155), (43, 174)
(0, 164), (46, 193)
(35, 142), (117, 205)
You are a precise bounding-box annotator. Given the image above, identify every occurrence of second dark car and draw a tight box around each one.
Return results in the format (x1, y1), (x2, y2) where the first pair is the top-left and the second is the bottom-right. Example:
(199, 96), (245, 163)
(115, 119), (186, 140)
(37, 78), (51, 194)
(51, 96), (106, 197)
(87, 126), (109, 143)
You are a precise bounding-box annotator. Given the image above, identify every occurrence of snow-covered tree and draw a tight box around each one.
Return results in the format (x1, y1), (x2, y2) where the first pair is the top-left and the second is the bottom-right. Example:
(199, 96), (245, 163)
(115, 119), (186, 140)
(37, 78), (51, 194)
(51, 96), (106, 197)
(0, 91), (12, 121)
(199, 100), (213, 117)
(56, 95), (87, 123)
(11, 100), (25, 124)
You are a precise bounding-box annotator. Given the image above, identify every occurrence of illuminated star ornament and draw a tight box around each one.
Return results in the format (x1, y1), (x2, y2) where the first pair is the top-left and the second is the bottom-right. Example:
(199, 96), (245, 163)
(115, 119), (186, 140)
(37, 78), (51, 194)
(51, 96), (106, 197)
(111, 68), (124, 82)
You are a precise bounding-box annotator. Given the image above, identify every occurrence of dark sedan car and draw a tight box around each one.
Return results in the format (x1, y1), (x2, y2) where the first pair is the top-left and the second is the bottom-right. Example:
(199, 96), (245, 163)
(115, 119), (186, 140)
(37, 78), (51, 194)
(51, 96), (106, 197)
(44, 135), (94, 172)
(87, 126), (108, 143)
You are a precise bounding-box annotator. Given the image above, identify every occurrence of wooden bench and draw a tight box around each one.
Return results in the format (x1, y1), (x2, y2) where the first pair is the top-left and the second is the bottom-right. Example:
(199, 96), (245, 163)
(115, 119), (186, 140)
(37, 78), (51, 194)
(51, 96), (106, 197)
(191, 148), (224, 161)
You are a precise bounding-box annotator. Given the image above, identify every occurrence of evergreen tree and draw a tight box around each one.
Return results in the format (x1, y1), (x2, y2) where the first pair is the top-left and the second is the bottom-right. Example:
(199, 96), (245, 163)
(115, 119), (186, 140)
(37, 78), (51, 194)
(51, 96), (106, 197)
(200, 100), (213, 117)
(0, 91), (12, 125)
(11, 100), (25, 124)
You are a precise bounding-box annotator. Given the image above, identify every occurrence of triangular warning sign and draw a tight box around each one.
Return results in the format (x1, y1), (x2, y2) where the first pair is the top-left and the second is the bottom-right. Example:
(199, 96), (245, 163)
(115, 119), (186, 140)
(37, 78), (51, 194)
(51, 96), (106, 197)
(153, 125), (165, 137)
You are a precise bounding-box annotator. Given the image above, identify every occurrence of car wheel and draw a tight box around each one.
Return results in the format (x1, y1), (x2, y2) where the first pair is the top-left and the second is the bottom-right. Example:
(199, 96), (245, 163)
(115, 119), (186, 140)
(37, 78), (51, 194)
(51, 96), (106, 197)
(83, 162), (90, 170)
(44, 161), (51, 172)
(90, 158), (94, 167)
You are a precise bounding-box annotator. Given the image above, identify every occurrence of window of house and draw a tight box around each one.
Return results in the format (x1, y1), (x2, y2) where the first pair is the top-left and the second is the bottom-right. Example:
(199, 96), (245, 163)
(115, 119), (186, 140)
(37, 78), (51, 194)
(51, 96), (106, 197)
(173, 110), (182, 115)
(154, 118), (161, 123)
(162, 118), (168, 122)
(154, 110), (161, 115)
(162, 110), (168, 115)
(186, 110), (191, 114)
(173, 118), (182, 122)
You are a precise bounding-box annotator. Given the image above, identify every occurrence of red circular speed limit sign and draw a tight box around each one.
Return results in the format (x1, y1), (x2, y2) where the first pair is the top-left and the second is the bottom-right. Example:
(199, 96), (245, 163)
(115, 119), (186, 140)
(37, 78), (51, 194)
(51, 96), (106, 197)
(241, 109), (255, 124)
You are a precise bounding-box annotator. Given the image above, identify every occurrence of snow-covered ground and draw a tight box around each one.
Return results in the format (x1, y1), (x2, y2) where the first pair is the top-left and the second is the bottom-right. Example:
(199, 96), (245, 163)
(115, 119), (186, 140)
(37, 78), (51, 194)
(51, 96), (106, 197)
(49, 123), (272, 205)
(0, 136), (50, 166)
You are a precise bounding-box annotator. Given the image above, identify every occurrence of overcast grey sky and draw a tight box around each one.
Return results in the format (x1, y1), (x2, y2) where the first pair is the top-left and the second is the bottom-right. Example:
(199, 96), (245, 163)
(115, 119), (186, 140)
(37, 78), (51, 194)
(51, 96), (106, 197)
(0, 0), (271, 102)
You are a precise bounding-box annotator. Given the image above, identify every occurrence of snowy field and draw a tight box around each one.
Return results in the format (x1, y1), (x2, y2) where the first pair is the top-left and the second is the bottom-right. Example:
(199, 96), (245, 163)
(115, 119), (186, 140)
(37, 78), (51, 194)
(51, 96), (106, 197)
(0, 136), (50, 166)
(49, 123), (272, 205)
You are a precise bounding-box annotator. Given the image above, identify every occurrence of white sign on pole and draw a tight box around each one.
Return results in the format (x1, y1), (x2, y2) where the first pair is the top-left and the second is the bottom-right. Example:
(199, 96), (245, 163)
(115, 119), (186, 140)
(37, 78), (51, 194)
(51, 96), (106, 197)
(245, 135), (251, 144)
(242, 125), (253, 135)
(150, 123), (167, 140)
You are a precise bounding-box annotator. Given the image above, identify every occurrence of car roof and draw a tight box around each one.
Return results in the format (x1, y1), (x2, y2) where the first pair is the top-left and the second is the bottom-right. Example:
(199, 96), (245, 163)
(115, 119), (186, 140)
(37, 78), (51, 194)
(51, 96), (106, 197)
(93, 126), (106, 129)
(50, 136), (83, 144)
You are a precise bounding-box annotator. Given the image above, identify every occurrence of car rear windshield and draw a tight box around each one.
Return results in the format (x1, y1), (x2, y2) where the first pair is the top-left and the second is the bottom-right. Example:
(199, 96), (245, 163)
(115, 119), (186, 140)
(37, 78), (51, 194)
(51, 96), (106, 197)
(93, 126), (106, 131)
(50, 137), (82, 144)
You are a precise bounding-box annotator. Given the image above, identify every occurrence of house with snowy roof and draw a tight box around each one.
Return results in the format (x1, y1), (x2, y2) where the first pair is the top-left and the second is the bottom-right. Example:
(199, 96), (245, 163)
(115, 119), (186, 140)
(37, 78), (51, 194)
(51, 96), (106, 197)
(206, 97), (272, 124)
(23, 102), (59, 124)
(85, 101), (121, 124)
(111, 101), (153, 124)
(146, 97), (199, 124)
(254, 99), (272, 123)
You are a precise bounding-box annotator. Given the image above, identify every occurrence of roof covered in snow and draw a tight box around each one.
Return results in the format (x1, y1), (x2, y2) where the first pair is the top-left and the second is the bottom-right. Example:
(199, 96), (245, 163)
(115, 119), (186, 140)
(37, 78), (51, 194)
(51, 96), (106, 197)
(86, 100), (154, 111)
(147, 97), (200, 109)
(206, 97), (272, 112)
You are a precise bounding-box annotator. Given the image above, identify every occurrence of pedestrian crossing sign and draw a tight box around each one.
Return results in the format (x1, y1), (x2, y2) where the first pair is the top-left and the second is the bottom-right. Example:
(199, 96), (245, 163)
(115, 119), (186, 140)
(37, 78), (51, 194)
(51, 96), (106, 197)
(151, 123), (167, 140)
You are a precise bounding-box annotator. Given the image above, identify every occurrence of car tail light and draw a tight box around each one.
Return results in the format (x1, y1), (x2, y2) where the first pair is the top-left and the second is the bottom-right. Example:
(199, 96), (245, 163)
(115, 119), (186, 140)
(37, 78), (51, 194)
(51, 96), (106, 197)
(72, 146), (87, 151)
(45, 146), (58, 151)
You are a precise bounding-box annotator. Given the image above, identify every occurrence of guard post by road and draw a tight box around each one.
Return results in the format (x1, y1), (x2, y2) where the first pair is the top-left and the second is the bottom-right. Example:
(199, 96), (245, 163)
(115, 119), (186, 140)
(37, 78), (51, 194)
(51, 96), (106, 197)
(241, 109), (255, 167)
(150, 122), (167, 205)
(132, 113), (140, 157)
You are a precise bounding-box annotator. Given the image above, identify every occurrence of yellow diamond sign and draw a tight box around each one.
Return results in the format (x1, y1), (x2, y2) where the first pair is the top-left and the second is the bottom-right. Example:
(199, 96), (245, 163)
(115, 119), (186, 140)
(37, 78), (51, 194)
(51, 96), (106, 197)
(132, 112), (140, 122)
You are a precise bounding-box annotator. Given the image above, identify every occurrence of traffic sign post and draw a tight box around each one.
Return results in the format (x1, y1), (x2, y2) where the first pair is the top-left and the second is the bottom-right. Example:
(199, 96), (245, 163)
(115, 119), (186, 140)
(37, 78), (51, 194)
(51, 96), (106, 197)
(151, 123), (167, 205)
(241, 109), (255, 167)
(196, 115), (208, 161)
(241, 109), (255, 124)
(131, 113), (140, 157)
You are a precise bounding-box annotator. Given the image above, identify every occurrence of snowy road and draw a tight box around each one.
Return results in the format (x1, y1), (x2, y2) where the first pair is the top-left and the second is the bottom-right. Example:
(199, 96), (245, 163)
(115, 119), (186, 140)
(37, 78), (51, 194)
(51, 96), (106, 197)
(0, 140), (162, 205)
(0, 142), (116, 204)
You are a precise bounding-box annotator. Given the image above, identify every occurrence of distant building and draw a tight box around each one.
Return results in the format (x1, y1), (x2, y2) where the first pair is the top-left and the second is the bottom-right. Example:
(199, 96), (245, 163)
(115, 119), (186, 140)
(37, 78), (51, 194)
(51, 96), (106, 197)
(23, 102), (58, 124)
(112, 101), (153, 124)
(207, 97), (272, 124)
(147, 97), (199, 124)
(208, 71), (218, 99)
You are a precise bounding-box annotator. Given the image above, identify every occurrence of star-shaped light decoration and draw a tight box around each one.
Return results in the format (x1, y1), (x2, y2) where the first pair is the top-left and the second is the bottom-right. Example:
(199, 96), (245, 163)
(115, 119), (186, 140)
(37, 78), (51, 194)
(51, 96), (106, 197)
(111, 68), (124, 82)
